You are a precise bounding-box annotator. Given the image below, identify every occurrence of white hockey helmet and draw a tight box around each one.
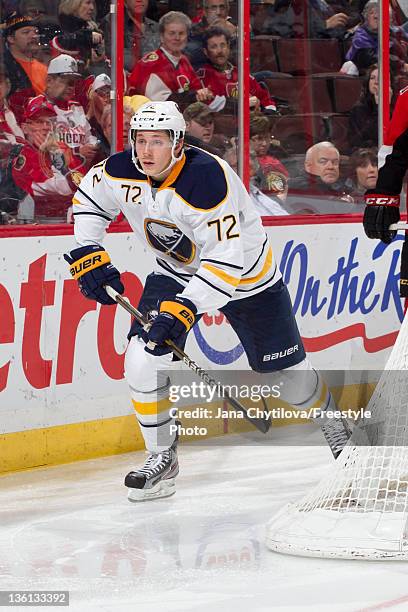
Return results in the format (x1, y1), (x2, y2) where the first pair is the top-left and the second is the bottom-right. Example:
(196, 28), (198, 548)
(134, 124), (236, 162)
(129, 101), (186, 175)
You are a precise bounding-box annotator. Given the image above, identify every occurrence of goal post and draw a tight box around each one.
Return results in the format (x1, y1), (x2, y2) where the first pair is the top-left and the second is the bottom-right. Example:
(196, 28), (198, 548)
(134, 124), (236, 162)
(266, 312), (408, 560)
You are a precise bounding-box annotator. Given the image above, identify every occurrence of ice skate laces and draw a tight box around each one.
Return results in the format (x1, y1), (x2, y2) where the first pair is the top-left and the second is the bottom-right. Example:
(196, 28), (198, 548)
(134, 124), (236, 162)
(137, 450), (172, 479)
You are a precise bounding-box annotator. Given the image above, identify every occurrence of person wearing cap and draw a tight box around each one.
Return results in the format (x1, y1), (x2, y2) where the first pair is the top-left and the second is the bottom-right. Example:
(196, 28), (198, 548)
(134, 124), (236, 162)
(183, 101), (227, 155)
(3, 12), (48, 121)
(12, 96), (79, 223)
(34, 54), (100, 169)
(86, 73), (111, 140)
(198, 27), (277, 114)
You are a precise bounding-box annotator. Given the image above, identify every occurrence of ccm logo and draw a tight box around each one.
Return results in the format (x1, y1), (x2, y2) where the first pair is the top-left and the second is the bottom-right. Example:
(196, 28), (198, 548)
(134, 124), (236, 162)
(263, 345), (299, 361)
(70, 254), (102, 276)
(401, 280), (408, 285)
(365, 196), (399, 206)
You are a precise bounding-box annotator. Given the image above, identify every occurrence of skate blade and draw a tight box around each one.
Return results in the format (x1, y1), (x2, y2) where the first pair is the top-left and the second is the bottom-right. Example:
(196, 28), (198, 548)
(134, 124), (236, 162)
(127, 477), (176, 502)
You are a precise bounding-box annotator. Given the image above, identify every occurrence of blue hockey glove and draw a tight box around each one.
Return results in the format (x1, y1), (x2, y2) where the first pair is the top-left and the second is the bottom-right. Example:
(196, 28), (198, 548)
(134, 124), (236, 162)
(143, 296), (197, 356)
(64, 244), (124, 305)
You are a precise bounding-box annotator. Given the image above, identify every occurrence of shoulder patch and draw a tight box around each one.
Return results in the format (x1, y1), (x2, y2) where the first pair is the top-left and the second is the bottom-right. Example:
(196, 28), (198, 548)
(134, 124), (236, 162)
(70, 171), (84, 186)
(104, 150), (146, 181)
(13, 154), (26, 171)
(143, 51), (159, 63)
(173, 148), (228, 210)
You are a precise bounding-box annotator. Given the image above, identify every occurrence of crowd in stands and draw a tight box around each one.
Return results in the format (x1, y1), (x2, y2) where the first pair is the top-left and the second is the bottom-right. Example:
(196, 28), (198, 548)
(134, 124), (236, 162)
(0, 0), (405, 224)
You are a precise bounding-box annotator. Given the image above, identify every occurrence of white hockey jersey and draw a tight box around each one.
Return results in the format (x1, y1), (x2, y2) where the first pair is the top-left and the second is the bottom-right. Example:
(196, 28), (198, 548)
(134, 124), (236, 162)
(72, 146), (281, 313)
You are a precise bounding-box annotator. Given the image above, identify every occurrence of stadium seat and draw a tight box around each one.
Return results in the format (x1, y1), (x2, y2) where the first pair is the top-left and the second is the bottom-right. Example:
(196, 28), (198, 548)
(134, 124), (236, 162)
(266, 76), (333, 115)
(311, 76), (333, 113)
(270, 114), (323, 154)
(327, 114), (351, 154)
(276, 39), (343, 75)
(251, 36), (279, 73)
(332, 76), (364, 113)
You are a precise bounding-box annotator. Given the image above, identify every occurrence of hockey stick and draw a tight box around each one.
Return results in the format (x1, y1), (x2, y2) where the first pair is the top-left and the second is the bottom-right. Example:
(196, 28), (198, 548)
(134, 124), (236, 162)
(105, 285), (271, 434)
(390, 223), (408, 230)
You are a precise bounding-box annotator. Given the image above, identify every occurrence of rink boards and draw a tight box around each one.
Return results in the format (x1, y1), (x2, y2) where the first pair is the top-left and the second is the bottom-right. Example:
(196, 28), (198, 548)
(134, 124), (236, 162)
(0, 218), (404, 472)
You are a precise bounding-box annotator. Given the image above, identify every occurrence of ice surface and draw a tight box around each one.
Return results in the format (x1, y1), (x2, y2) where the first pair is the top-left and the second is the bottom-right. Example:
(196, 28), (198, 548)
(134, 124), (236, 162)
(1, 425), (408, 612)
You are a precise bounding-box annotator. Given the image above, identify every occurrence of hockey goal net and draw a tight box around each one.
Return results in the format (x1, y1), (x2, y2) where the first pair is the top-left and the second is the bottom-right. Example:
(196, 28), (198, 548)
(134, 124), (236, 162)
(266, 313), (408, 560)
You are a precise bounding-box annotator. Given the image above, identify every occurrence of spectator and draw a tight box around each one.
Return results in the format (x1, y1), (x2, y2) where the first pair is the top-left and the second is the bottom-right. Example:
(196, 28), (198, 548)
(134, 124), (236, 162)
(198, 27), (276, 113)
(12, 97), (79, 223)
(224, 145), (289, 216)
(36, 54), (100, 171)
(0, 69), (24, 141)
(348, 64), (379, 150)
(346, 1), (408, 75)
(102, 0), (160, 72)
(289, 141), (351, 198)
(186, 0), (237, 68)
(99, 102), (134, 151)
(122, 94), (150, 113)
(183, 101), (228, 154)
(127, 11), (213, 104)
(86, 73), (111, 148)
(3, 12), (48, 121)
(345, 147), (378, 206)
(0, 68), (28, 223)
(250, 114), (288, 194)
(51, 0), (104, 65)
(251, 0), (352, 40)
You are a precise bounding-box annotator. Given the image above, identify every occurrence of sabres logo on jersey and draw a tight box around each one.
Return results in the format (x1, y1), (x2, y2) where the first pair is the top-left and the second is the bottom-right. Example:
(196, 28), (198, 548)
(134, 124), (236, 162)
(144, 218), (195, 264)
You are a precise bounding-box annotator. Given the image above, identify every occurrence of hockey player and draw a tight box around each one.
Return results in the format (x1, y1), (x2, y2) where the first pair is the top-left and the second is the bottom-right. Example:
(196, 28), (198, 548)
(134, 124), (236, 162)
(65, 101), (351, 501)
(363, 86), (408, 244)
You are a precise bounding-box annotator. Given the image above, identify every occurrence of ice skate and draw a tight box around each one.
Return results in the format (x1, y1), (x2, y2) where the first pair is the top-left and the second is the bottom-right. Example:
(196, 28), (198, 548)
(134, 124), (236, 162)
(125, 442), (179, 502)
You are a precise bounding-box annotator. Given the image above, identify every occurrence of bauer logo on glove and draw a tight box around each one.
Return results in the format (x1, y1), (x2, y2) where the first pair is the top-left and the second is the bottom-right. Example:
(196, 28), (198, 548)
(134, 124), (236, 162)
(64, 244), (124, 305)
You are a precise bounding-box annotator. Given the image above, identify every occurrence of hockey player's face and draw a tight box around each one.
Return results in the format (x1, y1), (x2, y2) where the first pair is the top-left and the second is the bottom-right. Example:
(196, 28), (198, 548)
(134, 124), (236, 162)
(135, 130), (175, 177)
(204, 35), (230, 67)
(161, 22), (188, 56)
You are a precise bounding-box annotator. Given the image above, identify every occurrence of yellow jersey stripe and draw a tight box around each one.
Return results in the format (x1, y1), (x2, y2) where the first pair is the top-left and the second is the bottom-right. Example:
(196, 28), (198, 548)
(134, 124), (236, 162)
(72, 197), (83, 205)
(239, 247), (273, 285)
(202, 263), (241, 287)
(132, 398), (172, 416)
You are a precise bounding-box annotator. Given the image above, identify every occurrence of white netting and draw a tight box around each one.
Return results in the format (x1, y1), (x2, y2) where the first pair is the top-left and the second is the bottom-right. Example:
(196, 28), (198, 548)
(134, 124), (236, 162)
(266, 313), (408, 560)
